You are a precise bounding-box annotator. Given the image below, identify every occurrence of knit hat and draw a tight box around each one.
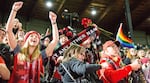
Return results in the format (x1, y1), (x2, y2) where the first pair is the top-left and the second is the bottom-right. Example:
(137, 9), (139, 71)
(103, 40), (120, 50)
(24, 31), (40, 42)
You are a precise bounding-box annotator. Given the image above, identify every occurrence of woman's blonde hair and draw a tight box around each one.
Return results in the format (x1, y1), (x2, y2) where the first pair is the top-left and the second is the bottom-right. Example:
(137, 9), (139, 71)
(18, 37), (40, 62)
(126, 49), (132, 59)
(62, 44), (86, 62)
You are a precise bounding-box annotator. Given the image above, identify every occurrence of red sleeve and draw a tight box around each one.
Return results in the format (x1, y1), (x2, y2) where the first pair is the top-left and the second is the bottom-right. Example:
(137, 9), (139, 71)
(0, 56), (5, 64)
(104, 65), (132, 83)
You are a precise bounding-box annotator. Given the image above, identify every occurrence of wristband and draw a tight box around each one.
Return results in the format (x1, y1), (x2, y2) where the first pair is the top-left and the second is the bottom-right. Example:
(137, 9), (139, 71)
(52, 22), (56, 24)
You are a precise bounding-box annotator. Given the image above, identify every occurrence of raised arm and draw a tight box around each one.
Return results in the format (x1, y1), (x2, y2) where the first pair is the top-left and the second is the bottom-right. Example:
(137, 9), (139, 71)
(45, 11), (59, 57)
(5, 2), (23, 50)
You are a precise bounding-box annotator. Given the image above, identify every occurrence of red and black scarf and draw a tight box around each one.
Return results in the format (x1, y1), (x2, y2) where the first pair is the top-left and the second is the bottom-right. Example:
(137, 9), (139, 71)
(9, 54), (44, 83)
(52, 26), (98, 59)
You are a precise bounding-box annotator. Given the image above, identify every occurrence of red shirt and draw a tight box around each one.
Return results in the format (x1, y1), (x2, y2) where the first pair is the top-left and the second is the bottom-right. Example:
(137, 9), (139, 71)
(97, 55), (132, 83)
(0, 56), (5, 64)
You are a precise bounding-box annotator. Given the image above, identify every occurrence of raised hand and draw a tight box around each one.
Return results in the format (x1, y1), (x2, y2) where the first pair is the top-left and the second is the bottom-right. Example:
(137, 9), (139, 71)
(12, 1), (23, 12)
(6, 1), (23, 50)
(45, 11), (59, 57)
(49, 11), (57, 24)
(130, 59), (141, 71)
(57, 56), (64, 63)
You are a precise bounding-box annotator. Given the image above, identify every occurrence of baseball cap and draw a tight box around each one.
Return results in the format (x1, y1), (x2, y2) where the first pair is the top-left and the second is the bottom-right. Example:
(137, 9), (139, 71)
(103, 40), (120, 50)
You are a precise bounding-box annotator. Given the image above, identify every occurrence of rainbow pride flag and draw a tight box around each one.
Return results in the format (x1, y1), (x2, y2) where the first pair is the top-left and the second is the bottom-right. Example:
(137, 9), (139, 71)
(116, 23), (134, 48)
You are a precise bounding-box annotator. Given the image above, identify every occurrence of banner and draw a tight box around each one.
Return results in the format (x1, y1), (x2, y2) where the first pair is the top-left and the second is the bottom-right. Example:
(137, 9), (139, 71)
(52, 26), (98, 59)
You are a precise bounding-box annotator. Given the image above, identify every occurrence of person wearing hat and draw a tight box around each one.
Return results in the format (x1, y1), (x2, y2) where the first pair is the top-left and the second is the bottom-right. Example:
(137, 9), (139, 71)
(6, 1), (59, 83)
(97, 40), (141, 83)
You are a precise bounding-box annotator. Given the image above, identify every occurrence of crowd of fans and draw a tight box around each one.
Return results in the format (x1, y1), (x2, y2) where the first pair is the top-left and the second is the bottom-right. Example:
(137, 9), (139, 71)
(0, 1), (150, 83)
